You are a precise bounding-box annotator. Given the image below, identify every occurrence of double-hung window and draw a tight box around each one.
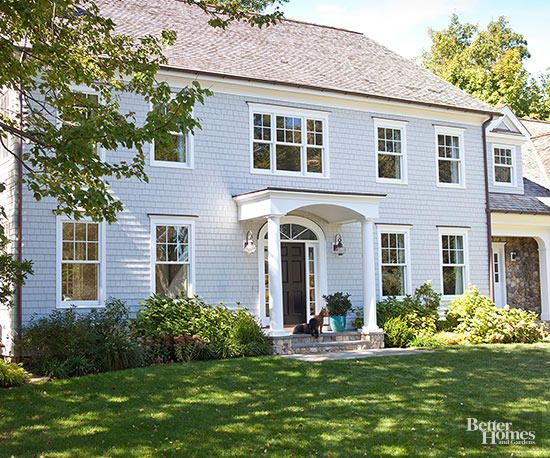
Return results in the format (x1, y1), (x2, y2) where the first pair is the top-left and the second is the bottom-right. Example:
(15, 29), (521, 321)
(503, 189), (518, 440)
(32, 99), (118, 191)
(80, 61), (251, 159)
(57, 219), (104, 307)
(493, 145), (515, 185)
(375, 119), (407, 183)
(62, 90), (100, 155)
(379, 227), (410, 297)
(250, 104), (328, 176)
(440, 229), (469, 296)
(436, 127), (465, 187)
(151, 217), (194, 297)
(151, 102), (193, 168)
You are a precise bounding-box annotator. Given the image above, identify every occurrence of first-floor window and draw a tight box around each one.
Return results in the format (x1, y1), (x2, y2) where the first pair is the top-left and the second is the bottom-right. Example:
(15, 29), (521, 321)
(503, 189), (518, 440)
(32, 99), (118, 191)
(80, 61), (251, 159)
(441, 232), (467, 295)
(380, 231), (408, 296)
(59, 220), (101, 304)
(153, 219), (193, 297)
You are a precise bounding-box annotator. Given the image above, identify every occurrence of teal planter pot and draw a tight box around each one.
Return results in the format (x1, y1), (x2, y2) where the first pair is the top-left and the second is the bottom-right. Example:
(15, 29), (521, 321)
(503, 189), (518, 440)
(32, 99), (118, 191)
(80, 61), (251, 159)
(329, 315), (346, 332)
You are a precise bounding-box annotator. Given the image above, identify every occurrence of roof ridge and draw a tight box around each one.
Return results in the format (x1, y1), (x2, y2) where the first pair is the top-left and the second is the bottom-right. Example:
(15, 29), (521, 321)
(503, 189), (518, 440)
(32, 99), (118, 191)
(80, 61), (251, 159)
(281, 17), (363, 35)
(521, 117), (550, 125)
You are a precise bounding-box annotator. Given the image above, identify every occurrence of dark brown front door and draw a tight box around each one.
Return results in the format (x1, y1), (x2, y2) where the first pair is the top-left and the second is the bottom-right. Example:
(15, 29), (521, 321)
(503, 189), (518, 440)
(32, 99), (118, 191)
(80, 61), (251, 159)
(281, 242), (306, 325)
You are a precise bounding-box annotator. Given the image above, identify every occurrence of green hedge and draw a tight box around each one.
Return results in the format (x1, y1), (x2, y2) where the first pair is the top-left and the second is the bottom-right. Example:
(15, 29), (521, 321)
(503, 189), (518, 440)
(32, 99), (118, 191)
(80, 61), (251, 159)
(132, 295), (272, 361)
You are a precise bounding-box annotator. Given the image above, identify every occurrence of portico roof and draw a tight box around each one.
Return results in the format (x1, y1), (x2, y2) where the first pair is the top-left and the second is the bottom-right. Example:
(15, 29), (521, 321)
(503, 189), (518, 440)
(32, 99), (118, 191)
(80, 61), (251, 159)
(233, 187), (386, 224)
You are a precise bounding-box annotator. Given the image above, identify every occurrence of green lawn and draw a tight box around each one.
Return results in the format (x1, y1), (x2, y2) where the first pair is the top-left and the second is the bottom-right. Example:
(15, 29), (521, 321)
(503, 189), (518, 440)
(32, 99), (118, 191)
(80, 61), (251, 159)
(1, 344), (548, 457)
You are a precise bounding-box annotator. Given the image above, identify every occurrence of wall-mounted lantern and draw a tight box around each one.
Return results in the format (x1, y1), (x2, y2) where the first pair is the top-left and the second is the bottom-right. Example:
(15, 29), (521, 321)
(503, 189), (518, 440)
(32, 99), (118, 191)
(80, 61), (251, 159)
(243, 230), (257, 255)
(510, 251), (518, 261)
(332, 233), (346, 256)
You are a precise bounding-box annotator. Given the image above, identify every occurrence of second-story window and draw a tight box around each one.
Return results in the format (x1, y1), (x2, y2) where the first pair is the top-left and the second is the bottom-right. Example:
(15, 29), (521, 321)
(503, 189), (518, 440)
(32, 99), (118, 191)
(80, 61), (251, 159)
(493, 146), (514, 185)
(151, 103), (192, 168)
(250, 104), (328, 177)
(436, 127), (465, 187)
(375, 119), (407, 183)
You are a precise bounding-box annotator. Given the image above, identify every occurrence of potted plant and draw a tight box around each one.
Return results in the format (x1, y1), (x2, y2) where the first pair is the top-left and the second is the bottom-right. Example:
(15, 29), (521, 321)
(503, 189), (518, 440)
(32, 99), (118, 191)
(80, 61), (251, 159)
(323, 292), (352, 332)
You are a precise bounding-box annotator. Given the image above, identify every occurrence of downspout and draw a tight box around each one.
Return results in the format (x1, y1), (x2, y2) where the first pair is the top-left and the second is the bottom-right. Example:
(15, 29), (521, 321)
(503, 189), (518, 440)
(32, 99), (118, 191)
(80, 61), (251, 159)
(482, 115), (494, 301)
(14, 84), (24, 359)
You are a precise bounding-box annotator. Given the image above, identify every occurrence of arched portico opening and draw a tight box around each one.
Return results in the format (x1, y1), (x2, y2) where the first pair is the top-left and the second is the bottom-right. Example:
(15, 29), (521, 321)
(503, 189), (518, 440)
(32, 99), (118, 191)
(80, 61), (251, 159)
(258, 216), (327, 327)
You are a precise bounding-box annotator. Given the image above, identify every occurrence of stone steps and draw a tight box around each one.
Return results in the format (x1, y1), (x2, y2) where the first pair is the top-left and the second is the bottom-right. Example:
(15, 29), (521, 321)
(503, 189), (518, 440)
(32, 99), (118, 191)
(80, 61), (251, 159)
(271, 331), (384, 355)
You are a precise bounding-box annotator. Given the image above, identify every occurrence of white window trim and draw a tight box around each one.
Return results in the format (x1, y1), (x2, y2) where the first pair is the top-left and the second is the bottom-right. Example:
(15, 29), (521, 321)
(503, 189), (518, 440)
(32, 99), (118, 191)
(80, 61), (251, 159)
(377, 225), (412, 299)
(492, 144), (517, 187)
(149, 100), (195, 170)
(374, 118), (408, 185)
(55, 216), (106, 309)
(434, 126), (466, 189)
(149, 215), (196, 297)
(248, 102), (330, 178)
(438, 227), (470, 300)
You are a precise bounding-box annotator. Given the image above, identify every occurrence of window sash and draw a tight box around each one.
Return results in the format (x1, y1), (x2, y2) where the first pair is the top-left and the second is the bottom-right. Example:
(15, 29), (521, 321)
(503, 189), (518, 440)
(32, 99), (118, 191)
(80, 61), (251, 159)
(251, 111), (325, 175)
(380, 231), (408, 297)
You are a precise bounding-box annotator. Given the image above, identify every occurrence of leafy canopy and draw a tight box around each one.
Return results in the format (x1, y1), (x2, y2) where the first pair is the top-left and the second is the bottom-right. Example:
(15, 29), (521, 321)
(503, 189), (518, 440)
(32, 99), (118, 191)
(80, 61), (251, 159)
(422, 14), (549, 119)
(0, 0), (285, 306)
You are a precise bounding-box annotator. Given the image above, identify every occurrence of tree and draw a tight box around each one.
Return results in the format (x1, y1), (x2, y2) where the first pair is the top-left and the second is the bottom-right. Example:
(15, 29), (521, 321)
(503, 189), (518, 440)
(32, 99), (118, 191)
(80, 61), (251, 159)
(422, 14), (550, 119)
(0, 0), (285, 306)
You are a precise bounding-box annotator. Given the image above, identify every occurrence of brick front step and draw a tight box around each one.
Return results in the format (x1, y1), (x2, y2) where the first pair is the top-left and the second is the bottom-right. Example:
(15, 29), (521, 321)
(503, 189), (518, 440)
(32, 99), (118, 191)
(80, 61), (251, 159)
(270, 331), (385, 355)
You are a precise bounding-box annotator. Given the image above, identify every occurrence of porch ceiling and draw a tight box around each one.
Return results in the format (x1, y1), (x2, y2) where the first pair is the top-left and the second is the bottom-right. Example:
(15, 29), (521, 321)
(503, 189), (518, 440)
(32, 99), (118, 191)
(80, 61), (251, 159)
(233, 187), (386, 223)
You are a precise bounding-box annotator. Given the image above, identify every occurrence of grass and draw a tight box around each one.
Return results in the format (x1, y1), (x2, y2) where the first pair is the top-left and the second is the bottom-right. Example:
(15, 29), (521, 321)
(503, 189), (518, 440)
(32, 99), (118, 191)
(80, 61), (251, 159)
(1, 343), (548, 457)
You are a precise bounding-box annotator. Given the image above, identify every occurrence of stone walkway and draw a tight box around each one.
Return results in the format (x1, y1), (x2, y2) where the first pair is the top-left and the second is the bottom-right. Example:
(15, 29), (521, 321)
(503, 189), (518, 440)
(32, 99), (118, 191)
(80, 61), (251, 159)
(280, 347), (430, 362)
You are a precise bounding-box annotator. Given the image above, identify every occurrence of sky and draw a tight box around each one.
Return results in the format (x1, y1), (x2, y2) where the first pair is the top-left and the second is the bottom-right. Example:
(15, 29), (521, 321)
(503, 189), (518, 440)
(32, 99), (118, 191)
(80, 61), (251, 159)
(281, 0), (549, 76)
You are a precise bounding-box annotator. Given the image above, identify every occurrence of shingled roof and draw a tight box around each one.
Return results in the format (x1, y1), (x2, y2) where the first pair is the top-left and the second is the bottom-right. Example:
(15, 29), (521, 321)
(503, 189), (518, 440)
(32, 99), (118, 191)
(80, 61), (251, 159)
(97, 0), (496, 115)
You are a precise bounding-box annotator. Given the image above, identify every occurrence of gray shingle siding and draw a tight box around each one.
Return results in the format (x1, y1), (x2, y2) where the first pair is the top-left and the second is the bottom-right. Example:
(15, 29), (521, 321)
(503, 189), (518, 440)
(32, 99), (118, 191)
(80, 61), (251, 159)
(18, 91), (490, 324)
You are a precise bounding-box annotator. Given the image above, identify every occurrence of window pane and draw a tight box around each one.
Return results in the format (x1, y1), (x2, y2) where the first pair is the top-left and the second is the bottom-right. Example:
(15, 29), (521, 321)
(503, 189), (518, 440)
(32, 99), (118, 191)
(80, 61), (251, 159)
(155, 264), (189, 298)
(87, 223), (98, 241)
(294, 229), (317, 241)
(253, 143), (270, 170)
(443, 266), (464, 295)
(167, 244), (178, 262)
(306, 147), (322, 173)
(87, 242), (98, 261)
(62, 263), (98, 301)
(75, 223), (87, 241)
(276, 145), (301, 171)
(156, 243), (167, 262)
(62, 242), (74, 261)
(75, 242), (87, 261)
(378, 154), (401, 179)
(438, 160), (460, 184)
(62, 222), (74, 241)
(155, 134), (186, 163)
(156, 226), (167, 243)
(167, 226), (177, 244)
(495, 166), (512, 183)
(382, 265), (405, 296)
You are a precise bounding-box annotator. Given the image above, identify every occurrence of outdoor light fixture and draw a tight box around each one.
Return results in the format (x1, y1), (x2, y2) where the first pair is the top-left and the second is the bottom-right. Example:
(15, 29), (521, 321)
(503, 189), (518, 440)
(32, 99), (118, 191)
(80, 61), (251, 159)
(510, 251), (518, 261)
(332, 233), (346, 256)
(243, 230), (257, 254)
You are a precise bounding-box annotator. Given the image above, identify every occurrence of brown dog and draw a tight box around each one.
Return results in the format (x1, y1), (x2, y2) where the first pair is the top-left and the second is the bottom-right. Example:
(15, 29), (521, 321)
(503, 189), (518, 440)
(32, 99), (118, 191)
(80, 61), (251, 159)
(293, 308), (328, 337)
(308, 308), (328, 338)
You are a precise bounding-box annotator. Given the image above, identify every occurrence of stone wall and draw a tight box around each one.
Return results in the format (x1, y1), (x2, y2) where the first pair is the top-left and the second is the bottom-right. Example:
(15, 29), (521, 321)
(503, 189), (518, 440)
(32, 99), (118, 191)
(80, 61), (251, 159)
(492, 237), (541, 315)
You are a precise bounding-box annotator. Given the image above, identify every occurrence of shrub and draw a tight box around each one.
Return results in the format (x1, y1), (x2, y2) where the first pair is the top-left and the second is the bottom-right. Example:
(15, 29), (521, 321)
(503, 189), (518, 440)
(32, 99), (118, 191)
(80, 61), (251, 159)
(447, 287), (548, 344)
(323, 292), (352, 317)
(0, 360), (30, 388)
(410, 331), (468, 348)
(133, 295), (271, 360)
(21, 298), (146, 378)
(384, 313), (437, 348)
(377, 281), (440, 328)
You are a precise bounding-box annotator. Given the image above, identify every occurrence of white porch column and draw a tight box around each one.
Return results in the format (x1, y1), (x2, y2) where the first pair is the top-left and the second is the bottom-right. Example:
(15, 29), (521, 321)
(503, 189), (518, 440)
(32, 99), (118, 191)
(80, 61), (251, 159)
(538, 238), (550, 321)
(267, 215), (286, 336)
(361, 218), (382, 333)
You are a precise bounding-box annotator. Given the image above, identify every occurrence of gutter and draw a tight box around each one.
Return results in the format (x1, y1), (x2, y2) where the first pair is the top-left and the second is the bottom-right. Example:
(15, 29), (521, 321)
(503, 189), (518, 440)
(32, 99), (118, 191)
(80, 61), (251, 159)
(482, 115), (495, 300)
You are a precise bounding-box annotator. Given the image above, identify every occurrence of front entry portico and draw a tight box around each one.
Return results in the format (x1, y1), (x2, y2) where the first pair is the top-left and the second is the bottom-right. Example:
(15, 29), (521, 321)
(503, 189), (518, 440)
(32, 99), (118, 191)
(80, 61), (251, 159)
(233, 187), (386, 336)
